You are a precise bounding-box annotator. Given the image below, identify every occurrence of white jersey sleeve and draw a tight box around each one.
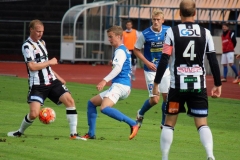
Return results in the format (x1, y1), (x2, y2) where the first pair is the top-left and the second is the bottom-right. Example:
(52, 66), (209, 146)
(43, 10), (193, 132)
(103, 49), (127, 82)
(22, 43), (35, 62)
(205, 29), (215, 53)
(134, 32), (145, 49)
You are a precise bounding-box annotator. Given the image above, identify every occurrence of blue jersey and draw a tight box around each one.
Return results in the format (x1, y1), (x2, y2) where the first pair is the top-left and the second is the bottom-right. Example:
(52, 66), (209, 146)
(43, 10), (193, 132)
(112, 45), (132, 87)
(142, 25), (170, 72)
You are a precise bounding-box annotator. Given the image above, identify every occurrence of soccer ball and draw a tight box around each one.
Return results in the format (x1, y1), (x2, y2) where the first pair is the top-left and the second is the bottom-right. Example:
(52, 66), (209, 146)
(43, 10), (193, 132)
(39, 107), (56, 124)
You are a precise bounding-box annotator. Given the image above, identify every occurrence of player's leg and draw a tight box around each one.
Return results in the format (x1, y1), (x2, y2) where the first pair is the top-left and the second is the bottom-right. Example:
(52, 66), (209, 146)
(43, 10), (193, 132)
(221, 54), (228, 82)
(136, 71), (157, 126)
(226, 52), (239, 83)
(188, 88), (215, 160)
(131, 52), (137, 81)
(49, 80), (85, 140)
(83, 94), (102, 139)
(160, 93), (167, 127)
(8, 85), (45, 137)
(160, 88), (180, 160)
(194, 118), (215, 160)
(99, 84), (138, 139)
(159, 73), (170, 127)
(161, 114), (178, 160)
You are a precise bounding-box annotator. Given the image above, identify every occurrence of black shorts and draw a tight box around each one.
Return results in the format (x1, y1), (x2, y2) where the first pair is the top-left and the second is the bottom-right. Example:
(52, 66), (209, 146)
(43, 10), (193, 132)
(27, 79), (69, 105)
(165, 88), (208, 117)
(129, 50), (137, 66)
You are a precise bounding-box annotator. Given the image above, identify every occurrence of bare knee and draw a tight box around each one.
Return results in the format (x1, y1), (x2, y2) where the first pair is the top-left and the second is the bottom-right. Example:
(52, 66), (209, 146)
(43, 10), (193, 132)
(150, 97), (158, 106)
(60, 93), (75, 107)
(29, 102), (41, 120)
(29, 110), (39, 120)
(194, 117), (208, 129)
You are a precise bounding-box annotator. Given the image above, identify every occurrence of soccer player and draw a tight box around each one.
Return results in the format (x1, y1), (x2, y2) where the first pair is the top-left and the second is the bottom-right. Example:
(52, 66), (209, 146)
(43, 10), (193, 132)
(152, 0), (222, 160)
(133, 9), (170, 128)
(7, 19), (86, 140)
(123, 19), (139, 81)
(220, 23), (238, 83)
(82, 25), (139, 140)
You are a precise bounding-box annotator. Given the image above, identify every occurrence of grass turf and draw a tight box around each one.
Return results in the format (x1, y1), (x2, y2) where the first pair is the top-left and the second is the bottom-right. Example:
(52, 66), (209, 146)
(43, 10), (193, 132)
(0, 76), (239, 160)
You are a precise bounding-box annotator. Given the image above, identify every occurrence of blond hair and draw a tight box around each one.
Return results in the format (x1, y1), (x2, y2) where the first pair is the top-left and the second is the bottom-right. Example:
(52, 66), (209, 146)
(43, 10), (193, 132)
(152, 9), (164, 18)
(107, 25), (123, 36)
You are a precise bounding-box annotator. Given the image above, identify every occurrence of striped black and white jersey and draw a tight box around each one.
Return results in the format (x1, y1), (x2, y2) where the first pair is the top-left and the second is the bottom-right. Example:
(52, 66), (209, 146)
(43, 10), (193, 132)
(163, 23), (216, 90)
(22, 37), (56, 87)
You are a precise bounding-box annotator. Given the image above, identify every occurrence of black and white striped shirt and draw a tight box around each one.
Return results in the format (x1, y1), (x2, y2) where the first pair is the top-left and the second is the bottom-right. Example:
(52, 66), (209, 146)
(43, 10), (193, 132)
(22, 37), (56, 87)
(154, 23), (221, 89)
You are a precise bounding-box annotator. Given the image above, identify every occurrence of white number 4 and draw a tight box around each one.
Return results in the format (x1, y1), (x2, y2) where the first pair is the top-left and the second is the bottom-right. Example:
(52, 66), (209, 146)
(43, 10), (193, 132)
(183, 40), (196, 61)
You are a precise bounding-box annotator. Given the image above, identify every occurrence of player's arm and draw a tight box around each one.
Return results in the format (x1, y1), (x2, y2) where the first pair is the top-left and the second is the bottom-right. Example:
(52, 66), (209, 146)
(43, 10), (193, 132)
(153, 29), (173, 95)
(134, 33), (156, 71)
(230, 30), (237, 48)
(27, 58), (57, 71)
(52, 70), (66, 85)
(133, 33), (147, 63)
(22, 44), (58, 71)
(206, 30), (222, 98)
(96, 49), (126, 91)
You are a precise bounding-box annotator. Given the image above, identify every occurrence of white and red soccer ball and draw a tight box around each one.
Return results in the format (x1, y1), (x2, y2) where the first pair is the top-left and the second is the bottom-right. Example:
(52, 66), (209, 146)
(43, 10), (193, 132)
(39, 107), (56, 124)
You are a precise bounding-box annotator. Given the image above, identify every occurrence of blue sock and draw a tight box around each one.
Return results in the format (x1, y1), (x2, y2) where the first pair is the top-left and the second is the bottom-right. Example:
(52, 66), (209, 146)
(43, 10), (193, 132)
(231, 65), (238, 77)
(101, 107), (136, 126)
(161, 102), (166, 125)
(87, 100), (97, 137)
(139, 99), (152, 116)
(223, 66), (228, 79)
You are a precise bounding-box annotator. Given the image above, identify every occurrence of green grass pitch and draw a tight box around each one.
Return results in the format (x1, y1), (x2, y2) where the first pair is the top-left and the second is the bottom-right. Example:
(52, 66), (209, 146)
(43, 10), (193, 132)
(0, 76), (239, 160)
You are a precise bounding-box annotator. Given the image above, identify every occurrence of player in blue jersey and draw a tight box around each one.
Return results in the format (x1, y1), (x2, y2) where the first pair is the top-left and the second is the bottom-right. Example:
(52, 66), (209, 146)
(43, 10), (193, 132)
(133, 9), (170, 128)
(82, 25), (139, 140)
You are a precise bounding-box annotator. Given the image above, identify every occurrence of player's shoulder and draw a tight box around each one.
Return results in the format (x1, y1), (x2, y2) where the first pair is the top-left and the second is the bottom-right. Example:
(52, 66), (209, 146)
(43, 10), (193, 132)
(117, 44), (128, 52)
(200, 26), (211, 35)
(22, 38), (32, 47)
(162, 25), (171, 30)
(142, 27), (151, 34)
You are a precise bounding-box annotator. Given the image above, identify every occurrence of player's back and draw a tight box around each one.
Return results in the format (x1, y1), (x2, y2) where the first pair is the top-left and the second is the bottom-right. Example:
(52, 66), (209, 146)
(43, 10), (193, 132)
(169, 23), (213, 89)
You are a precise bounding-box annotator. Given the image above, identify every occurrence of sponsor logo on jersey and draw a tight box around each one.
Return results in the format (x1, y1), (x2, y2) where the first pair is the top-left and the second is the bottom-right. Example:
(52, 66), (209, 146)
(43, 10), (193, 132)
(150, 42), (163, 52)
(151, 58), (159, 64)
(177, 66), (203, 75)
(151, 41), (163, 46)
(184, 77), (198, 83)
(180, 29), (200, 37)
(222, 39), (229, 43)
(150, 48), (162, 52)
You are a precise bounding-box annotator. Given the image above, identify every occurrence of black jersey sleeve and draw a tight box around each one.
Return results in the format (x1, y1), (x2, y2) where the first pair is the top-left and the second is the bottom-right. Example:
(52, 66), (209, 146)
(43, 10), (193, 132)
(230, 30), (237, 48)
(206, 52), (222, 87)
(154, 54), (170, 84)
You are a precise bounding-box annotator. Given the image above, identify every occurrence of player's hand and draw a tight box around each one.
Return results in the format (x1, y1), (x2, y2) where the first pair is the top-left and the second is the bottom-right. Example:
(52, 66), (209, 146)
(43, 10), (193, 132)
(96, 80), (107, 91)
(48, 57), (58, 65)
(211, 85), (222, 98)
(146, 62), (157, 71)
(236, 54), (240, 59)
